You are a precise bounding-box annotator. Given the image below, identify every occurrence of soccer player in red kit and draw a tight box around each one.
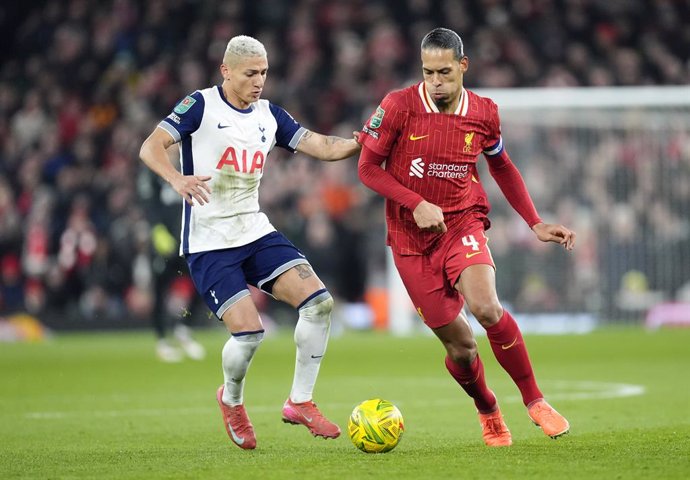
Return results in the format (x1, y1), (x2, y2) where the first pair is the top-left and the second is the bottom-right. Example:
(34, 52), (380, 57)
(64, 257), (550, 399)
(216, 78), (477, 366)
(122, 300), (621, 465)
(358, 28), (576, 447)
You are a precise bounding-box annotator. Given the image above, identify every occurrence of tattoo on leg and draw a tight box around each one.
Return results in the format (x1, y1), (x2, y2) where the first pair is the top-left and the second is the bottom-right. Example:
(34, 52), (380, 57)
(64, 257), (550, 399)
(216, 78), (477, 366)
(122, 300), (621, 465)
(295, 264), (313, 280)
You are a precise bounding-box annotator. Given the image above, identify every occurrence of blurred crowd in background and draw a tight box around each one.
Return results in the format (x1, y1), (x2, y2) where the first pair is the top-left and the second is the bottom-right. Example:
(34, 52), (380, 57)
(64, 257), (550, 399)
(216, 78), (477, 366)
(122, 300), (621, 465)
(1, 0), (689, 336)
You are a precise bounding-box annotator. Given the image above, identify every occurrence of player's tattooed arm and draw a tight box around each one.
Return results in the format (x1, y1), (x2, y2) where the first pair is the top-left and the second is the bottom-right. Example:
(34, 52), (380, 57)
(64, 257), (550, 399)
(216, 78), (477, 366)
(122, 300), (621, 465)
(296, 129), (361, 161)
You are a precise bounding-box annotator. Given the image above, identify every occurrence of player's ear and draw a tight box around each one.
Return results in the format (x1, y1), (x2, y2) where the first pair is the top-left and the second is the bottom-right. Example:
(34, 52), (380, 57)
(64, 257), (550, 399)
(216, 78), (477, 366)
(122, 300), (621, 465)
(459, 56), (469, 73)
(220, 63), (230, 80)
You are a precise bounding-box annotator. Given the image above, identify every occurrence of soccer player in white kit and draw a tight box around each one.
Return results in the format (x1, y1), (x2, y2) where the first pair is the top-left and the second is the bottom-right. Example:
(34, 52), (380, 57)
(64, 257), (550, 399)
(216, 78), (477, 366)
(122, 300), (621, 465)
(139, 35), (360, 450)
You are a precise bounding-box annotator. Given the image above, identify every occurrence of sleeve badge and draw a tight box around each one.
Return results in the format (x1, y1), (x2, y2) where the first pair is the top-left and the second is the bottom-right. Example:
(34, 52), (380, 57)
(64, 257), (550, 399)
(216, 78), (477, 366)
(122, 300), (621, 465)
(173, 96), (196, 114)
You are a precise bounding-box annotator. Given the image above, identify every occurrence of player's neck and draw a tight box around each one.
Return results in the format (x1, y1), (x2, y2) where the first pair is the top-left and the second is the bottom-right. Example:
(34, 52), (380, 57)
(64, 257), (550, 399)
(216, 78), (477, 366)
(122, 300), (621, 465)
(221, 84), (252, 110)
(435, 94), (461, 114)
(437, 104), (457, 114)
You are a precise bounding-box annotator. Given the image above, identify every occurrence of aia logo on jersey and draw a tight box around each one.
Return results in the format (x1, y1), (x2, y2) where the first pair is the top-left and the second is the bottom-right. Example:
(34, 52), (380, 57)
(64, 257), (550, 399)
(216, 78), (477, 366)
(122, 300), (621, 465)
(464, 132), (475, 153)
(216, 146), (265, 174)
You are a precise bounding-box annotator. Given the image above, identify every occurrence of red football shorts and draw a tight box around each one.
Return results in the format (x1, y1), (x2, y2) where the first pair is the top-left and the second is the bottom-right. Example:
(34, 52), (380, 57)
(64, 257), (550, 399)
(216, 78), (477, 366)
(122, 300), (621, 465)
(392, 222), (495, 329)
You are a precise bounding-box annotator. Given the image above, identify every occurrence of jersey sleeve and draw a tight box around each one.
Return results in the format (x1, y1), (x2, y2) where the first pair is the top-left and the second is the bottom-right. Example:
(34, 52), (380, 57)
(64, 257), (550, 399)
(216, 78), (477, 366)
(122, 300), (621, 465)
(358, 145), (424, 211)
(482, 99), (504, 157)
(359, 93), (405, 157)
(158, 91), (205, 143)
(269, 103), (306, 152)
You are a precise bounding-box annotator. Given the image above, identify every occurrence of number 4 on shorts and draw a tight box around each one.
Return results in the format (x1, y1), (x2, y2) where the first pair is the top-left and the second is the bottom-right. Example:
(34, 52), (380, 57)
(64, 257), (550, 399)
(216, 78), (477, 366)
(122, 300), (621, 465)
(462, 234), (479, 251)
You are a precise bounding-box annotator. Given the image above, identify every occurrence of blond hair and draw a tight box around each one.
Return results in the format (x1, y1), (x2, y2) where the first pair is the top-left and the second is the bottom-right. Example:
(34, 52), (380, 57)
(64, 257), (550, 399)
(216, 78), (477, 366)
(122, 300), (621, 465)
(223, 35), (267, 66)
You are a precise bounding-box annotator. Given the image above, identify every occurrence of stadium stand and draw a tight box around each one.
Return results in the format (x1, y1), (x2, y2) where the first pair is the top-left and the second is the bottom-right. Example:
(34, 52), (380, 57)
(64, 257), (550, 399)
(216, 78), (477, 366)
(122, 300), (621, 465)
(1, 0), (688, 328)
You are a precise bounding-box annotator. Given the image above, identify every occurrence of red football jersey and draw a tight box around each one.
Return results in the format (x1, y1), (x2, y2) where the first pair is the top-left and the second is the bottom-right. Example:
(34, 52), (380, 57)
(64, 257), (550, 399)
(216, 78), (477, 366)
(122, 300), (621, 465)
(361, 83), (505, 255)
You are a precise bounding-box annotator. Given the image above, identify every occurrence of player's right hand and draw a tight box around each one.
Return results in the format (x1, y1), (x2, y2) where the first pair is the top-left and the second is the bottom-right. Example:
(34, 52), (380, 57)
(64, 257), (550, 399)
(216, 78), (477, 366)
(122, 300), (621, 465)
(171, 174), (212, 206)
(413, 200), (447, 233)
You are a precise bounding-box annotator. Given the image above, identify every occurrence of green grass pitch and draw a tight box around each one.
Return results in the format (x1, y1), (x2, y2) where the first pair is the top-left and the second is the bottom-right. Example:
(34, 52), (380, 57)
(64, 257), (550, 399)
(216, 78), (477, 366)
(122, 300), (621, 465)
(1, 326), (689, 479)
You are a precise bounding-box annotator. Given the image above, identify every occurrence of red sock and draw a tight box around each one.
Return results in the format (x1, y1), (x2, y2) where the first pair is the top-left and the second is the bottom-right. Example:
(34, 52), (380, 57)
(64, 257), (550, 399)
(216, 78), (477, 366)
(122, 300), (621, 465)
(485, 310), (542, 406)
(445, 354), (497, 414)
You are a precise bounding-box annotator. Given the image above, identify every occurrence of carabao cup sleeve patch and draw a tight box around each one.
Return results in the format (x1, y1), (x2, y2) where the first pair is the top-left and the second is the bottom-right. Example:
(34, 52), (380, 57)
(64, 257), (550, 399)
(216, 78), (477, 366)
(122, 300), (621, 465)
(174, 96), (197, 114)
(369, 105), (385, 129)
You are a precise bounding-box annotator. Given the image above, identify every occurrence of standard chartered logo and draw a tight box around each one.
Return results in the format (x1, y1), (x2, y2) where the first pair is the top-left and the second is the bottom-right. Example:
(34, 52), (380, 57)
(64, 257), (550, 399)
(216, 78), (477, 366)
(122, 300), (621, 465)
(428, 163), (469, 178)
(409, 158), (469, 179)
(409, 158), (425, 178)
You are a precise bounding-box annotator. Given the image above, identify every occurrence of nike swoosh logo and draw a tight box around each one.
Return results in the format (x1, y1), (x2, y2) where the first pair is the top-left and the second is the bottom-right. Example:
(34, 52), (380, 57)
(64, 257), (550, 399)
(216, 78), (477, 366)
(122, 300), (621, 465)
(409, 134), (429, 141)
(410, 133), (429, 142)
(310, 354), (323, 359)
(501, 337), (518, 350)
(465, 251), (482, 259)
(217, 123), (231, 129)
(227, 423), (245, 445)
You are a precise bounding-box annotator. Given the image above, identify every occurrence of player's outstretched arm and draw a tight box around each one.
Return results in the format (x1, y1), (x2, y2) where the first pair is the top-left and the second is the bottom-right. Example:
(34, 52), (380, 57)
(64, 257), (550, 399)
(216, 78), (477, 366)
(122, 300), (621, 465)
(531, 222), (576, 250)
(296, 130), (361, 161)
(139, 128), (212, 206)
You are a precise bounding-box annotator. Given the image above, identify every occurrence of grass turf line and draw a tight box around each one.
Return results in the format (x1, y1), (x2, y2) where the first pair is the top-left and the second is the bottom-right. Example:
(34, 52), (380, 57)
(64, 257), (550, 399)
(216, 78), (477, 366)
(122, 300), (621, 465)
(1, 327), (689, 479)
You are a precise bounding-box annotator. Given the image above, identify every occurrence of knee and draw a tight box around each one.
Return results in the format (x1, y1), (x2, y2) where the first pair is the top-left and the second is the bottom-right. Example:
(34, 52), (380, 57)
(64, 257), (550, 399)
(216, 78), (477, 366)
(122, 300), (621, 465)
(298, 290), (333, 322)
(309, 292), (333, 316)
(317, 294), (334, 315)
(446, 338), (478, 367)
(468, 301), (503, 328)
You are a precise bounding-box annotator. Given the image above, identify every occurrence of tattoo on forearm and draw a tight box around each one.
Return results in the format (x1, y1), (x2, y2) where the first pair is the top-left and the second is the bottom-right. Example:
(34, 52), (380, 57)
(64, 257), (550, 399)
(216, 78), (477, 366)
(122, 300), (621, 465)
(325, 136), (340, 145)
(302, 131), (313, 141)
(295, 264), (313, 279)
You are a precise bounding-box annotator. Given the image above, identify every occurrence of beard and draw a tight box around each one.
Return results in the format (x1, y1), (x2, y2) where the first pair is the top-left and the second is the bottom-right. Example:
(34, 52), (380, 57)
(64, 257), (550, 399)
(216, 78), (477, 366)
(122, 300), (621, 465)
(434, 96), (450, 108)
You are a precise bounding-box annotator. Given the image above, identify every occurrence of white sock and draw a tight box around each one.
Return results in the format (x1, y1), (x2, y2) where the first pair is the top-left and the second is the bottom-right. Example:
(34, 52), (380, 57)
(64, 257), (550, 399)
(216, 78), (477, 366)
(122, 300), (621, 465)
(221, 330), (264, 406)
(290, 290), (333, 403)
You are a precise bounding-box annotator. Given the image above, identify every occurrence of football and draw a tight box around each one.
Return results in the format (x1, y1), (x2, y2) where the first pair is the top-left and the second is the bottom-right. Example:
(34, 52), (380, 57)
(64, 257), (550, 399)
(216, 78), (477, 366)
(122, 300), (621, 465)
(347, 398), (404, 453)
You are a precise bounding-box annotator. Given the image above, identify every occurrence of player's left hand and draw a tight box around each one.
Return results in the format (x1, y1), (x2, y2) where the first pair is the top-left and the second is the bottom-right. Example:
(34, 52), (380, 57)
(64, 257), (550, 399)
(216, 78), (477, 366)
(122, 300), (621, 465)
(353, 131), (362, 144)
(531, 222), (576, 250)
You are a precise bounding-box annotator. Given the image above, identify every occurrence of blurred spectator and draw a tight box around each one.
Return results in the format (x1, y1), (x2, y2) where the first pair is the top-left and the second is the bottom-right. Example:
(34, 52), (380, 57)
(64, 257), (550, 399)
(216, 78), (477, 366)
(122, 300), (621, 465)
(1, 0), (689, 328)
(0, 175), (21, 252)
(142, 167), (207, 362)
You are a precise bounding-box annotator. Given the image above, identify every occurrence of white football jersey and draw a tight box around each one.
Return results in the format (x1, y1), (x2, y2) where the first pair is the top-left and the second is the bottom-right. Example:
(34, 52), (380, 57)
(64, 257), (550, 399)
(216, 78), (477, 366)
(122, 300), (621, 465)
(157, 86), (306, 255)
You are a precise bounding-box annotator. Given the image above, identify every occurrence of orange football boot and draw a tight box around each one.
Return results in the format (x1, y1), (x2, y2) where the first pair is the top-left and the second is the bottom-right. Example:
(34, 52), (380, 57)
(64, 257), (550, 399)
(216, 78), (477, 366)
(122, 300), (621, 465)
(528, 399), (570, 439)
(478, 408), (512, 447)
(281, 399), (341, 439)
(216, 385), (257, 449)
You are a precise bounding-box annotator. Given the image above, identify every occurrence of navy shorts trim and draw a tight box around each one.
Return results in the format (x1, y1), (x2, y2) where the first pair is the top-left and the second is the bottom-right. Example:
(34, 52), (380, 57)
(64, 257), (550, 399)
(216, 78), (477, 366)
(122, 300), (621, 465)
(217, 289), (251, 318)
(185, 231), (310, 319)
(257, 259), (308, 290)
